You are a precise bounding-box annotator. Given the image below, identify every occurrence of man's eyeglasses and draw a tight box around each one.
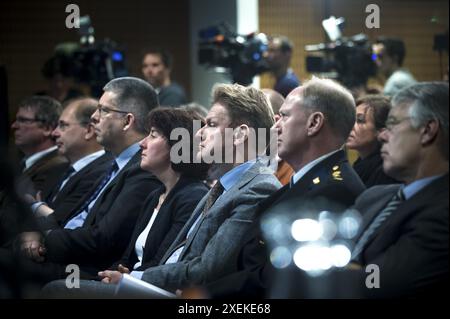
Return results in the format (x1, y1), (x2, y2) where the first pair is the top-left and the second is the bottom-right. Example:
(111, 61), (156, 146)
(96, 104), (131, 117)
(14, 116), (44, 125)
(385, 117), (412, 132)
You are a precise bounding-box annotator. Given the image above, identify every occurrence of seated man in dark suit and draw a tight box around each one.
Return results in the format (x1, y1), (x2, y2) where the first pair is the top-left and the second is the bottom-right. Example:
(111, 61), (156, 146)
(43, 83), (282, 297)
(1, 96), (68, 247)
(240, 81), (448, 298)
(19, 77), (162, 283)
(9, 95), (69, 198)
(203, 77), (367, 298)
(343, 81), (448, 298)
(25, 97), (113, 228)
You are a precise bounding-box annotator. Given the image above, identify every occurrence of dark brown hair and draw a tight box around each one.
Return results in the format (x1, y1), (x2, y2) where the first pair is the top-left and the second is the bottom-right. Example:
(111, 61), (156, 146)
(146, 107), (209, 179)
(356, 95), (392, 131)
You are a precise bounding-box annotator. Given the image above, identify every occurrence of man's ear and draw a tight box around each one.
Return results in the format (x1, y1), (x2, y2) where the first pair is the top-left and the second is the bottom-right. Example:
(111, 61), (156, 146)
(420, 119), (439, 146)
(233, 124), (250, 146)
(122, 114), (134, 131)
(306, 112), (324, 136)
(84, 124), (96, 140)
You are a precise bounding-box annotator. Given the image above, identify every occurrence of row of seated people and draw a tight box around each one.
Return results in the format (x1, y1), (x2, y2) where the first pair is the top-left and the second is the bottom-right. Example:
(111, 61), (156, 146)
(0, 77), (447, 298)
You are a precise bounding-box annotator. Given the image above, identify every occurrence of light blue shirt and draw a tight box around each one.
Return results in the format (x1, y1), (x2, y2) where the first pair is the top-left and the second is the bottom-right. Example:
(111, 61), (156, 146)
(64, 143), (140, 230)
(220, 160), (255, 192)
(162, 160), (256, 266)
(58, 150), (106, 191)
(402, 175), (443, 200)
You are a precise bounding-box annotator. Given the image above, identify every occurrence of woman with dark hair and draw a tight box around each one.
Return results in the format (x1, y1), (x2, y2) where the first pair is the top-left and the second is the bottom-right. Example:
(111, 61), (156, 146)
(346, 95), (398, 187)
(106, 107), (209, 274)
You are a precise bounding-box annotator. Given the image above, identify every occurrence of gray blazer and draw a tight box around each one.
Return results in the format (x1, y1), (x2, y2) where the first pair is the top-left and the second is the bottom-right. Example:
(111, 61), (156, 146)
(140, 161), (281, 291)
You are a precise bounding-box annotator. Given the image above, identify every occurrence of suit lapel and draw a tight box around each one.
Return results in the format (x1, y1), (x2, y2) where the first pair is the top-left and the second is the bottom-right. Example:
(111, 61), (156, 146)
(363, 174), (448, 256)
(84, 151), (141, 225)
(367, 175), (449, 249)
(355, 187), (399, 243)
(176, 161), (264, 260)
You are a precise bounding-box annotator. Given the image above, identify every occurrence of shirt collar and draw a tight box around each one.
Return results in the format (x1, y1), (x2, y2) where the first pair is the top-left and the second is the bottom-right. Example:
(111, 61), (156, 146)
(291, 150), (340, 185)
(402, 174), (444, 200)
(219, 160), (256, 191)
(71, 150), (106, 172)
(24, 146), (58, 170)
(115, 142), (140, 171)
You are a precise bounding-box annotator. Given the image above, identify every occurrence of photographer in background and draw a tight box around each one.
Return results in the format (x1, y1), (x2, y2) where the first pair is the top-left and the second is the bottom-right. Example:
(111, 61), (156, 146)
(141, 49), (187, 107)
(373, 37), (417, 97)
(264, 36), (300, 98)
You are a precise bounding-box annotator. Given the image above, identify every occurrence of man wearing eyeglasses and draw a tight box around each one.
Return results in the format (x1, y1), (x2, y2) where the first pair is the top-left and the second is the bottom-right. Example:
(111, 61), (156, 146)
(25, 98), (114, 229)
(10, 96), (69, 196)
(1, 96), (69, 247)
(19, 77), (162, 284)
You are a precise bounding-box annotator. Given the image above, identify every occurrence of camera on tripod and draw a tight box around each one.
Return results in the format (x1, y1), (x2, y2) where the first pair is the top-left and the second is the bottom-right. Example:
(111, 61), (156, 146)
(197, 23), (269, 85)
(49, 16), (128, 97)
(305, 16), (376, 89)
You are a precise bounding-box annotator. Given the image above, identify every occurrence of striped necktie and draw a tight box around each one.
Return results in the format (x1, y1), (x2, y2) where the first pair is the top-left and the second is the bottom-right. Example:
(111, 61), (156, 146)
(202, 181), (224, 215)
(351, 187), (405, 263)
(77, 161), (118, 214)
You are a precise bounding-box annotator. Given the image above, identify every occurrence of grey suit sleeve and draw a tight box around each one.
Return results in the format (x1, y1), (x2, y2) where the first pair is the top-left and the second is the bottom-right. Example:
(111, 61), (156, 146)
(140, 178), (280, 291)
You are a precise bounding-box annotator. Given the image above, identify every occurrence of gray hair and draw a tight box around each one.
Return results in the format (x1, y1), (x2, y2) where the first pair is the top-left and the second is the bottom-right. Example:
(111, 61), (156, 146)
(103, 77), (159, 134)
(393, 81), (449, 159)
(300, 77), (356, 141)
(18, 95), (62, 130)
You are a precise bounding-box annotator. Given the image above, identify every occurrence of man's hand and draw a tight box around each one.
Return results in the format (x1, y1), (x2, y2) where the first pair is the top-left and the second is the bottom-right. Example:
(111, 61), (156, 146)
(20, 231), (46, 262)
(117, 264), (130, 274)
(98, 270), (124, 284)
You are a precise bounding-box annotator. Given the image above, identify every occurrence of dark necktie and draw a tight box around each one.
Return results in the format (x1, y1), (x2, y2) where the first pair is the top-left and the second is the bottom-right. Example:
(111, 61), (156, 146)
(77, 161), (118, 214)
(202, 181), (224, 215)
(351, 188), (405, 263)
(47, 166), (76, 203)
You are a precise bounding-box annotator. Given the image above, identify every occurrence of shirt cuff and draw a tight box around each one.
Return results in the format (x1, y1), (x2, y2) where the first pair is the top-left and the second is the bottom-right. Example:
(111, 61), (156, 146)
(31, 201), (46, 214)
(129, 271), (144, 280)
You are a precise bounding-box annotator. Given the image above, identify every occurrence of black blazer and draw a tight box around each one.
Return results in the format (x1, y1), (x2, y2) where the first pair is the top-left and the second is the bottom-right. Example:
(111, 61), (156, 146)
(205, 149), (367, 298)
(39, 152), (114, 229)
(16, 149), (70, 197)
(111, 176), (209, 271)
(259, 150), (366, 214)
(352, 174), (449, 297)
(43, 151), (162, 273)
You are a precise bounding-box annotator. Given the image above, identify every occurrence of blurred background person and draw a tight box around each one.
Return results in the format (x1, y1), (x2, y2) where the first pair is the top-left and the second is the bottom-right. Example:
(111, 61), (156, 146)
(373, 37), (417, 97)
(1, 95), (68, 249)
(261, 88), (294, 186)
(8, 96), (68, 198)
(264, 35), (300, 98)
(346, 95), (399, 187)
(37, 53), (84, 103)
(142, 48), (187, 107)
